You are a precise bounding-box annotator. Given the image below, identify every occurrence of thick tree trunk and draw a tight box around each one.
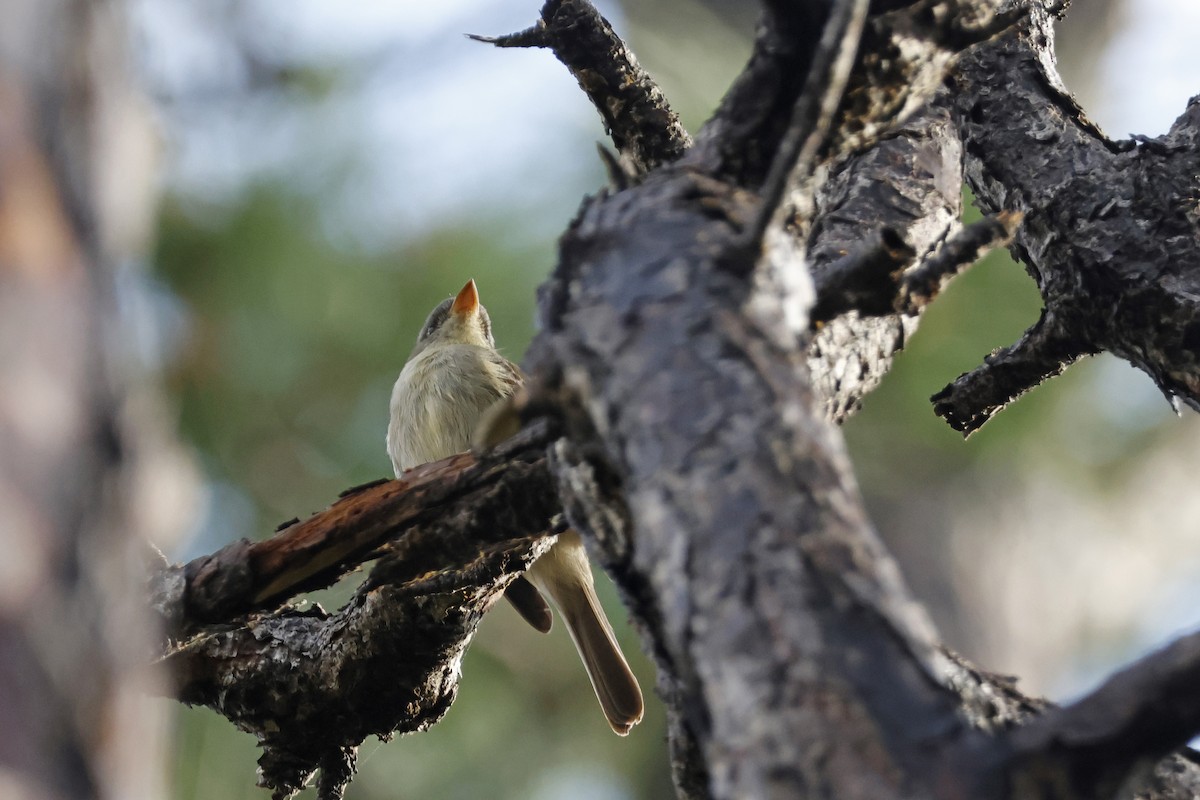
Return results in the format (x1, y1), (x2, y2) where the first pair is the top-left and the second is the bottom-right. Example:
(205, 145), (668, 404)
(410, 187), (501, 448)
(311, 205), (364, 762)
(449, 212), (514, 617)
(517, 3), (979, 793)
(519, 0), (1200, 797)
(526, 162), (961, 799)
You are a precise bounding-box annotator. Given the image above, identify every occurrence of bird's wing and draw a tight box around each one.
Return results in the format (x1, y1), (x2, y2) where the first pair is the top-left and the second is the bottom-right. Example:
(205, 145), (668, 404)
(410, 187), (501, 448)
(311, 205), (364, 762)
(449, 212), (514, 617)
(483, 356), (551, 633)
(503, 576), (553, 633)
(495, 355), (524, 397)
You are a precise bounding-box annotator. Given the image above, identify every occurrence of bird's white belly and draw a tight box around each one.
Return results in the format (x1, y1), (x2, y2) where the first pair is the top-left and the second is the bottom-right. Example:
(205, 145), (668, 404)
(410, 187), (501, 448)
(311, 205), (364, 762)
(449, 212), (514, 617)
(386, 346), (503, 474)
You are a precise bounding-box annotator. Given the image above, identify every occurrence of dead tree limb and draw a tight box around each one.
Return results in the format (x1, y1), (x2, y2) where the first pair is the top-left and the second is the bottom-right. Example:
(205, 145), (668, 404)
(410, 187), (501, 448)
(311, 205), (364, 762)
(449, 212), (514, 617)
(150, 423), (559, 635)
(939, 3), (1200, 433)
(152, 423), (560, 798)
(469, 0), (692, 175)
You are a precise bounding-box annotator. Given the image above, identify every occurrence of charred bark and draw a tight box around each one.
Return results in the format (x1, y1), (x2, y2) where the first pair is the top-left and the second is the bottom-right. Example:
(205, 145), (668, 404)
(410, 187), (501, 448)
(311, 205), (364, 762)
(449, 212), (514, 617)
(150, 425), (558, 799)
(937, 4), (1200, 433)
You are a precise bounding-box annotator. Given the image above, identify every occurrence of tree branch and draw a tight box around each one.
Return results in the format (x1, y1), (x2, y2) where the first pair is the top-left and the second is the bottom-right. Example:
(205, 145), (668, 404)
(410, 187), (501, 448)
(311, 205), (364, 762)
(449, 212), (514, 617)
(945, 4), (1200, 430)
(931, 307), (1095, 434)
(151, 422), (559, 634)
(154, 424), (561, 799)
(689, 0), (834, 188)
(469, 0), (691, 175)
(810, 209), (1019, 325)
(1006, 631), (1200, 798)
(810, 227), (916, 324)
(898, 210), (1022, 313)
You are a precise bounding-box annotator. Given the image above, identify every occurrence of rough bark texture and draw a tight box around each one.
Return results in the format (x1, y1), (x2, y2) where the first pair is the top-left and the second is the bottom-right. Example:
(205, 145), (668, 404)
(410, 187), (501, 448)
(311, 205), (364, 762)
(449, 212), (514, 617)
(935, 3), (1200, 433)
(152, 425), (558, 798)
(522, 1), (1021, 797)
(147, 0), (1200, 799)
(526, 164), (963, 800)
(150, 424), (558, 634)
(807, 101), (965, 421)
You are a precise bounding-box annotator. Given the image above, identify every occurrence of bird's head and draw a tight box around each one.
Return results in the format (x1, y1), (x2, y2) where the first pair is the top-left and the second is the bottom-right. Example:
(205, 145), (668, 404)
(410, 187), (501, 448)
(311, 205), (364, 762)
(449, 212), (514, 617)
(413, 279), (495, 353)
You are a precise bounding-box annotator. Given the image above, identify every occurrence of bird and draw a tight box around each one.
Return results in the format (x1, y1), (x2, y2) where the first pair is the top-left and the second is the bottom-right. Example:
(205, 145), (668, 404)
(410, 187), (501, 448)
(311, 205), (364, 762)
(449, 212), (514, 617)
(387, 278), (644, 735)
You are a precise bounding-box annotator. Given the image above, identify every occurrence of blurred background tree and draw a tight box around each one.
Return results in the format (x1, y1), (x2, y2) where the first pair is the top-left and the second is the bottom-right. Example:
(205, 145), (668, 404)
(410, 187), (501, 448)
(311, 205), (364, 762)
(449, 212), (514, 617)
(126, 0), (1200, 797)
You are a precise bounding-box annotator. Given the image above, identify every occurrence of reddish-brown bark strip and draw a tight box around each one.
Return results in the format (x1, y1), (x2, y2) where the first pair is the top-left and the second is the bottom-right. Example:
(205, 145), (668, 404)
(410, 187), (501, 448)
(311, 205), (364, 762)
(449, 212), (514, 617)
(150, 423), (559, 635)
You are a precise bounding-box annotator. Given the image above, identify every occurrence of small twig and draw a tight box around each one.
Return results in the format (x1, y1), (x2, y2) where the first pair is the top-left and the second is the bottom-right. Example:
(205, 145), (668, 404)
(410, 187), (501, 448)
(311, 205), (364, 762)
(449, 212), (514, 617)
(931, 309), (1095, 436)
(469, 0), (690, 174)
(596, 142), (636, 191)
(810, 227), (916, 325)
(898, 210), (1023, 314)
(951, 9), (1200, 425)
(315, 747), (357, 800)
(808, 211), (1019, 326)
(746, 0), (870, 247)
(467, 22), (547, 49)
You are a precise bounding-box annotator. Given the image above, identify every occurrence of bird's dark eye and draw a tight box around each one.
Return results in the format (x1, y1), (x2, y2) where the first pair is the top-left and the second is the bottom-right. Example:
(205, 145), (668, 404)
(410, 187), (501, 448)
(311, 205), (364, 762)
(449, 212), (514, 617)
(417, 298), (453, 343)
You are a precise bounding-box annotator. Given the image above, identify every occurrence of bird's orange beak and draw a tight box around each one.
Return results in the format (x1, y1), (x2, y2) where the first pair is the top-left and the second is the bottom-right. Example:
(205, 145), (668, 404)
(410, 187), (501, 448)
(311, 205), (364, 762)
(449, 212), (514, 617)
(451, 279), (479, 316)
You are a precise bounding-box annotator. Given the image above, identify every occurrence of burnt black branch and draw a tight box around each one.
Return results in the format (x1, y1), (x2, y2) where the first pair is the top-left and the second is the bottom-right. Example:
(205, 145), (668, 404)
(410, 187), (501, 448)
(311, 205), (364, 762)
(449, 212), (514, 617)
(808, 206), (1021, 327)
(469, 0), (691, 174)
(810, 226), (915, 324)
(149, 422), (559, 637)
(932, 308), (1095, 434)
(945, 5), (1200, 430)
(898, 210), (1022, 313)
(154, 424), (561, 798)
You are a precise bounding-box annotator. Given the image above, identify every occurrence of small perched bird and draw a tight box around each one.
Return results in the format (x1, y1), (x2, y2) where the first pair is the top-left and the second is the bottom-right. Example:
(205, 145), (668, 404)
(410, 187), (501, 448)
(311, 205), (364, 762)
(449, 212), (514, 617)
(387, 279), (644, 735)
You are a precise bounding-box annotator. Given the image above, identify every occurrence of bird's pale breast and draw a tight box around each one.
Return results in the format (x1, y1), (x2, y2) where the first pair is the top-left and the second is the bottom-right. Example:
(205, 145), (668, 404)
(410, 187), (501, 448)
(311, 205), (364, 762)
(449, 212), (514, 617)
(387, 344), (512, 474)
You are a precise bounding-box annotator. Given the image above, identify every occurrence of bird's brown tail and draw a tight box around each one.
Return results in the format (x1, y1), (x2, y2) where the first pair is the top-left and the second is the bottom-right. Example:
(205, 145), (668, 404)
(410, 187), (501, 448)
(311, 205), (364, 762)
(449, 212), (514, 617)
(527, 531), (644, 734)
(555, 577), (644, 735)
